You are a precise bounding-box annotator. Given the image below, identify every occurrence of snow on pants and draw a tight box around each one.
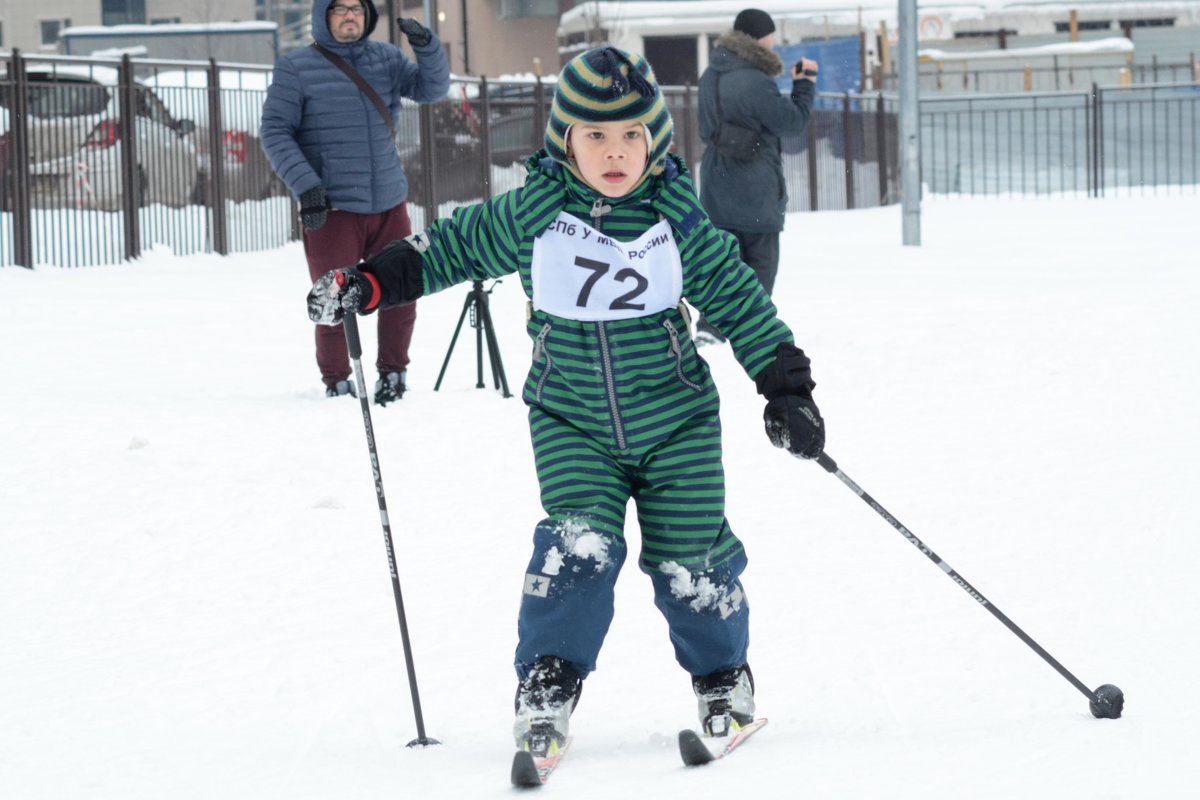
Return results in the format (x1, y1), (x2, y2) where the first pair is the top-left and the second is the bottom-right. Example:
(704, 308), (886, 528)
(514, 406), (749, 680)
(303, 203), (417, 388)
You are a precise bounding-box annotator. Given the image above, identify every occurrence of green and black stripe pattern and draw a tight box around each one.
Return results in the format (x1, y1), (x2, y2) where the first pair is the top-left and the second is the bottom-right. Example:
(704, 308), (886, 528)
(545, 46), (674, 182)
(412, 153), (792, 572)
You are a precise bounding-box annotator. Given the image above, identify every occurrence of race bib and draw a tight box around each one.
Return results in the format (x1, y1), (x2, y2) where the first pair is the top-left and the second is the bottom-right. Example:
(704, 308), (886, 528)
(531, 212), (682, 321)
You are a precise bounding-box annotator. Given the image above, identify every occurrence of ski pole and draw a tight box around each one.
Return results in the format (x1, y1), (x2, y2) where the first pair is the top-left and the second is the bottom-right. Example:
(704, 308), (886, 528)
(813, 452), (1124, 719)
(341, 308), (440, 746)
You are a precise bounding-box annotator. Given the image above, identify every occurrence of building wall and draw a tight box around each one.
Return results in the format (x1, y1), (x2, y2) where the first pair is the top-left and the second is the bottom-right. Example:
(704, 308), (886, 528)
(0, 0), (256, 54)
(146, 0), (257, 25)
(399, 0), (561, 78)
(1, 0), (96, 52)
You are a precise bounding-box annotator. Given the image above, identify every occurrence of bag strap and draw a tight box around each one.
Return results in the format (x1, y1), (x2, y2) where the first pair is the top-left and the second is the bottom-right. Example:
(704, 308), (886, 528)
(310, 43), (396, 138)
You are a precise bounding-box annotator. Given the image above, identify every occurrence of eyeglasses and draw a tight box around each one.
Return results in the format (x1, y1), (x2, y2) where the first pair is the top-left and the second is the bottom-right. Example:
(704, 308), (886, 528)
(329, 5), (365, 16)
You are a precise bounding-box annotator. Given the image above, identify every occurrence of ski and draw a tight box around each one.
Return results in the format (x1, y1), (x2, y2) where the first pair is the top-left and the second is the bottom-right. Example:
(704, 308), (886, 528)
(678, 718), (768, 766)
(511, 737), (572, 787)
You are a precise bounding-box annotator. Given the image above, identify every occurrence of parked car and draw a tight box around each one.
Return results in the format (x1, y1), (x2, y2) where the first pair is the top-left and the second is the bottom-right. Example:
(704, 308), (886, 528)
(144, 69), (284, 203)
(0, 65), (200, 211)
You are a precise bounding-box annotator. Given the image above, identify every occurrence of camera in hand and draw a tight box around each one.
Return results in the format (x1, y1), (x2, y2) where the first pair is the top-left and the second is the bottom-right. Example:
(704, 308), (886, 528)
(796, 61), (818, 78)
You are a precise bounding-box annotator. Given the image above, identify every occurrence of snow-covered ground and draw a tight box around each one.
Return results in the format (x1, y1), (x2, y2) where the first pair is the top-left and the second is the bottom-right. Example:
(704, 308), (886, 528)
(2, 193), (1197, 798)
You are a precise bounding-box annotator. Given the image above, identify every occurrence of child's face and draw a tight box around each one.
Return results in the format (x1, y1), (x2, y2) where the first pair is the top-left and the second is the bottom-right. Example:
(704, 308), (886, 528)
(567, 121), (649, 198)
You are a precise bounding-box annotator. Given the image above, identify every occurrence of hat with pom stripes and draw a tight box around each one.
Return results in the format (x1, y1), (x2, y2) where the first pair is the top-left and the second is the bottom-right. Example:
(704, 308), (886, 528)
(546, 47), (674, 178)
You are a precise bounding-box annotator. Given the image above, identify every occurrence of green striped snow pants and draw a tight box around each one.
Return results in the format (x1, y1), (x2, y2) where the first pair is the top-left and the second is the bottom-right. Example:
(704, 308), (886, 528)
(514, 404), (750, 680)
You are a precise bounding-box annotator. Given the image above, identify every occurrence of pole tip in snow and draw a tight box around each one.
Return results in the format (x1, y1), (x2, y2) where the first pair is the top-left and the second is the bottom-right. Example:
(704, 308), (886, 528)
(1089, 684), (1124, 719)
(406, 736), (442, 748)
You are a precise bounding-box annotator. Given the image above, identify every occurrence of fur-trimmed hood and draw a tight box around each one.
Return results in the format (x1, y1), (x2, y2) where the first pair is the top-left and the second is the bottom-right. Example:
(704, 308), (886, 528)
(711, 30), (784, 78)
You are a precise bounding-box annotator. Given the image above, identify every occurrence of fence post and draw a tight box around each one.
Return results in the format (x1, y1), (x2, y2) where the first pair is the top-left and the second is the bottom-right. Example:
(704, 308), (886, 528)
(418, 103), (436, 225)
(9, 49), (34, 268)
(842, 93), (856, 209)
(807, 106), (819, 211)
(1090, 83), (1104, 198)
(533, 78), (548, 150)
(681, 83), (695, 169)
(206, 59), (229, 256)
(875, 92), (888, 205)
(117, 55), (140, 260)
(479, 76), (492, 200)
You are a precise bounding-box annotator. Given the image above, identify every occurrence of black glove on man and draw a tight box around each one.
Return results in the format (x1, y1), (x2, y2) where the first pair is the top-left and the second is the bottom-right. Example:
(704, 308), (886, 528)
(307, 268), (379, 325)
(755, 342), (825, 459)
(397, 17), (432, 47)
(299, 186), (328, 231)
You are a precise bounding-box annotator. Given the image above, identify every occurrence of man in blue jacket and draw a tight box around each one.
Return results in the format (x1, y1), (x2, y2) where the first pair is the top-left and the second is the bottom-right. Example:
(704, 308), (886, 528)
(695, 8), (816, 345)
(262, 0), (449, 402)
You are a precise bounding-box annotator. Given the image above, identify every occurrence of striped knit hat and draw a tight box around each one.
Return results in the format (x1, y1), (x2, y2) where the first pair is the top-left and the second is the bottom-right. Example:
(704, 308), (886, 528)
(546, 47), (674, 180)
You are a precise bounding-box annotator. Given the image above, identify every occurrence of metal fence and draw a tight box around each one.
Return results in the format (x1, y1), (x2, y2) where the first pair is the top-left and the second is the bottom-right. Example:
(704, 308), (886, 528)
(2, 49), (1198, 268)
(881, 58), (1199, 94)
(1, 50), (293, 268)
(921, 83), (1200, 195)
(402, 80), (900, 232)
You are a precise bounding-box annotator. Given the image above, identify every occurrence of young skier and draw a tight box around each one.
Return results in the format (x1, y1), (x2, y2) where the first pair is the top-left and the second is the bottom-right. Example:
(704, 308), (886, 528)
(306, 46), (826, 755)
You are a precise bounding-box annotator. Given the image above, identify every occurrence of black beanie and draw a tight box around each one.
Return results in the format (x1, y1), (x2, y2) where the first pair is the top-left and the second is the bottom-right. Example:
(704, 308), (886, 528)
(733, 8), (776, 39)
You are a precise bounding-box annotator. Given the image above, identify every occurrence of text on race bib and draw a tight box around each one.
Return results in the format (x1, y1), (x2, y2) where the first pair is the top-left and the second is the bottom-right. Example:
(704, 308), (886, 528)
(531, 212), (682, 321)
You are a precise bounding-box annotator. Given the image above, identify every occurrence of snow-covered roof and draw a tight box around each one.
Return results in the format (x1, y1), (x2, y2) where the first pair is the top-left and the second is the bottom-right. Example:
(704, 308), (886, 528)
(22, 63), (122, 86)
(920, 35), (1134, 60)
(560, 0), (1200, 34)
(61, 22), (279, 37)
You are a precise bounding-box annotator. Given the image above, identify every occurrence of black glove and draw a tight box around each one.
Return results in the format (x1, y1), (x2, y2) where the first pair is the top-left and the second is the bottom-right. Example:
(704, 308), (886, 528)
(397, 17), (432, 47)
(755, 343), (825, 459)
(307, 268), (379, 325)
(299, 186), (328, 231)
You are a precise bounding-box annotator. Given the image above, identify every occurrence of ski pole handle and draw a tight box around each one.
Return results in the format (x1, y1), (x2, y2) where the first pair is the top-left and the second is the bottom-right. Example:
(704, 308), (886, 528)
(335, 272), (364, 360)
(816, 452), (838, 473)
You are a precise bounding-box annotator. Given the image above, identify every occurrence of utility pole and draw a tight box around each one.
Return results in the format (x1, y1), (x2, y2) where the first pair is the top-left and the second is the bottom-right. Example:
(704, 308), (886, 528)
(898, 0), (921, 245)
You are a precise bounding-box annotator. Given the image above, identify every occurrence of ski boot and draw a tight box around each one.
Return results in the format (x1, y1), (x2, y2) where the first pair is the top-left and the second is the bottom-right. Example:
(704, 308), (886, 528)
(692, 663), (755, 737)
(513, 656), (582, 757)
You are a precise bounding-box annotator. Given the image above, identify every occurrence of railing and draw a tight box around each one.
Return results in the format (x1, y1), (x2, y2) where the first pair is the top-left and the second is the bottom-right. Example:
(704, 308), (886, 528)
(3, 49), (1198, 268)
(1, 50), (293, 268)
(879, 58), (1200, 94)
(403, 79), (900, 231)
(921, 83), (1200, 196)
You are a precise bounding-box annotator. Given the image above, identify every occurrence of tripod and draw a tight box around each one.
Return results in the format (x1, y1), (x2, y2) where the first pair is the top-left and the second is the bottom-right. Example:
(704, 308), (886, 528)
(434, 279), (512, 397)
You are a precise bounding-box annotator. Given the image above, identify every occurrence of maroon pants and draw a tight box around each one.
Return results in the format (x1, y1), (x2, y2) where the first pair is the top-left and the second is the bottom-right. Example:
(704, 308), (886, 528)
(303, 203), (417, 388)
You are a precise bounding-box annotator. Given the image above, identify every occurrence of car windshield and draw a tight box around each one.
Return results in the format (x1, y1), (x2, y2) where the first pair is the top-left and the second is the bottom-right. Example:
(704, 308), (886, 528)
(0, 78), (110, 118)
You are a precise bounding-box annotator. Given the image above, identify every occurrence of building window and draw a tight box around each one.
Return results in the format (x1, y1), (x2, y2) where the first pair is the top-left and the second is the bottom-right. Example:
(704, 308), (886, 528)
(40, 19), (71, 47)
(954, 30), (1016, 39)
(1054, 20), (1113, 33)
(498, 0), (558, 21)
(1118, 17), (1175, 28)
(0, 21), (5, 48)
(103, 0), (147, 27)
(150, 18), (182, 25)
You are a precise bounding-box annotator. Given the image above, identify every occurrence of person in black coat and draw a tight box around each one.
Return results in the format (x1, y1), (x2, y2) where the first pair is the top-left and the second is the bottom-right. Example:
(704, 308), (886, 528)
(696, 8), (817, 344)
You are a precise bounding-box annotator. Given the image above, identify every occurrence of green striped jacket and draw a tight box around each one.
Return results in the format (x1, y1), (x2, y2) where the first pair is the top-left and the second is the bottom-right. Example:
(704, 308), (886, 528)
(414, 152), (794, 453)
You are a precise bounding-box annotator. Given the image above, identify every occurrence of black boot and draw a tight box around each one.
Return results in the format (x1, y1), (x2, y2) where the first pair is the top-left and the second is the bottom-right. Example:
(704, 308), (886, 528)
(513, 656), (583, 755)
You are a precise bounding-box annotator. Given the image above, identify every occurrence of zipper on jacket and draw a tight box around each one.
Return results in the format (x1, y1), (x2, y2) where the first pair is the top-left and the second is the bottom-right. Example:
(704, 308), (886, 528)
(533, 322), (554, 404)
(590, 198), (613, 225)
(596, 322), (627, 450)
(663, 320), (704, 392)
